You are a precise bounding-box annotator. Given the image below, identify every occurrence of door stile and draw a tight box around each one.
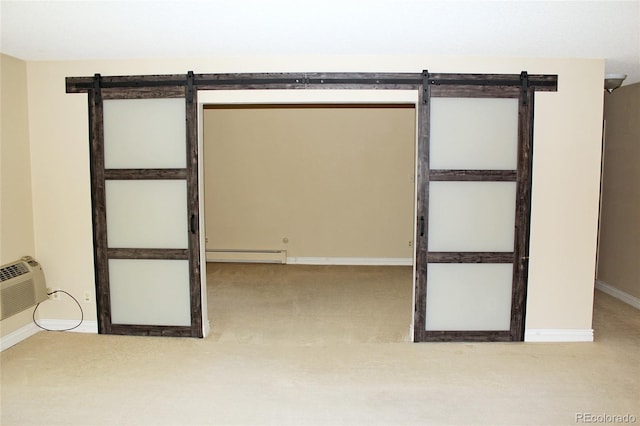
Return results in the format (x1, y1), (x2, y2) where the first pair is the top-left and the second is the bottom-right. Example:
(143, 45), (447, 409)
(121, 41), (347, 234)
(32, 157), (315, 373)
(413, 72), (431, 342)
(88, 76), (112, 334)
(186, 76), (203, 337)
(510, 82), (535, 340)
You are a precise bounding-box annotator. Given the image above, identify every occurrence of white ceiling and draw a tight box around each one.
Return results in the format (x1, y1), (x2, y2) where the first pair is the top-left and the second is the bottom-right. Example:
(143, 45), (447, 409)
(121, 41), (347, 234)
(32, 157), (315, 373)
(1, 0), (639, 85)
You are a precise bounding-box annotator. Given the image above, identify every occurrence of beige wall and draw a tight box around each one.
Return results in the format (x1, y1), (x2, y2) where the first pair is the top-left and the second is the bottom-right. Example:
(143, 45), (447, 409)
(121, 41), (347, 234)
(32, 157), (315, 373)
(0, 54), (37, 336)
(22, 55), (603, 332)
(204, 105), (416, 260)
(598, 82), (640, 300)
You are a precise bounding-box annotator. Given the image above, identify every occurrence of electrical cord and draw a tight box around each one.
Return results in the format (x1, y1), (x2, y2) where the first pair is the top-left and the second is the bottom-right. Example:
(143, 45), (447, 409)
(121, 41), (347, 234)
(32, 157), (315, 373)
(32, 290), (84, 332)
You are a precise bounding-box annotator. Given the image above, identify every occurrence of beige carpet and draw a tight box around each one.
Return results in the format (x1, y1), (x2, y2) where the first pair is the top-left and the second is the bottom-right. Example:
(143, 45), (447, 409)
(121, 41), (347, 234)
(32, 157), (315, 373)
(1, 264), (639, 426)
(207, 263), (413, 344)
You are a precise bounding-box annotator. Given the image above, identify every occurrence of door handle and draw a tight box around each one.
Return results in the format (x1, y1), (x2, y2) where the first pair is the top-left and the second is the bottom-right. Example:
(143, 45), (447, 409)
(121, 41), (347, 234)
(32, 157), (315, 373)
(190, 214), (197, 234)
(420, 216), (425, 237)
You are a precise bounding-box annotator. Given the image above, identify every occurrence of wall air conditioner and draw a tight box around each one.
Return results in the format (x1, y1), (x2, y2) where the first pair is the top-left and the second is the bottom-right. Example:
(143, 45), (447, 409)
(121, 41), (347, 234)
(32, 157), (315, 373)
(0, 256), (48, 320)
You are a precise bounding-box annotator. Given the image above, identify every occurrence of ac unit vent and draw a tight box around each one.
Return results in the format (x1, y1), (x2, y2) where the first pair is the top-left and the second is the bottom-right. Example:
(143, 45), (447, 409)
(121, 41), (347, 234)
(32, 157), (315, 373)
(0, 262), (29, 282)
(0, 257), (48, 320)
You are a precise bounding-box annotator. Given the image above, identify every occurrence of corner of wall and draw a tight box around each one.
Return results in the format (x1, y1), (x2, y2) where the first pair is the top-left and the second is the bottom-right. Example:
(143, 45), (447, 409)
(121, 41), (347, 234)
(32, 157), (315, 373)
(595, 280), (640, 310)
(1, 53), (37, 338)
(597, 82), (640, 302)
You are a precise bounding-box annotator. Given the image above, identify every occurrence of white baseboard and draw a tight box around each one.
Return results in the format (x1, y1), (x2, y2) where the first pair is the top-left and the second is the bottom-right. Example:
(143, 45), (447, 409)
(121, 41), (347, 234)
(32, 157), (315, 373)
(1, 319), (98, 352)
(524, 329), (594, 342)
(0, 322), (40, 352)
(38, 319), (98, 334)
(206, 249), (286, 264)
(287, 257), (413, 266)
(595, 280), (640, 310)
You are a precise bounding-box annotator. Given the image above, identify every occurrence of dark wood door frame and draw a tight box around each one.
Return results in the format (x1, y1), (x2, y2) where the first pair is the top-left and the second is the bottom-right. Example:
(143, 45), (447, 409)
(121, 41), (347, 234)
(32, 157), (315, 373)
(67, 71), (557, 340)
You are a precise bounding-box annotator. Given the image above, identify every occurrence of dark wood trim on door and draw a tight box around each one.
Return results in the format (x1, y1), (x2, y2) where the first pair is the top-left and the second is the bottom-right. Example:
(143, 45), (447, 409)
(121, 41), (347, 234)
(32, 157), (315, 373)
(429, 170), (518, 182)
(107, 248), (190, 260)
(109, 324), (194, 337)
(510, 84), (536, 341)
(427, 252), (515, 263)
(422, 330), (513, 342)
(87, 77), (111, 335)
(185, 74), (203, 338)
(413, 71), (431, 343)
(104, 169), (187, 180)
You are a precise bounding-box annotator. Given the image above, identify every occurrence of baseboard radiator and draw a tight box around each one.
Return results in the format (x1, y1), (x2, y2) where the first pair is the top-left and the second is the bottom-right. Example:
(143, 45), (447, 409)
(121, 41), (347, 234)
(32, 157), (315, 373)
(0, 256), (48, 320)
(206, 249), (287, 264)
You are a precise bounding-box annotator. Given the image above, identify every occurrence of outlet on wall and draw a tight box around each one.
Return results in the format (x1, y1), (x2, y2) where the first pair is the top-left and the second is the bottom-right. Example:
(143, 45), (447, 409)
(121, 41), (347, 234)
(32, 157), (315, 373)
(50, 289), (61, 301)
(84, 291), (91, 303)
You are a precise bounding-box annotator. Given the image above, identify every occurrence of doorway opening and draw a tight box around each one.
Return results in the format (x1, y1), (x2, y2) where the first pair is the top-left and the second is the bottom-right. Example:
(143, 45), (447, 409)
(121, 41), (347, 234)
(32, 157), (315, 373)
(202, 103), (417, 343)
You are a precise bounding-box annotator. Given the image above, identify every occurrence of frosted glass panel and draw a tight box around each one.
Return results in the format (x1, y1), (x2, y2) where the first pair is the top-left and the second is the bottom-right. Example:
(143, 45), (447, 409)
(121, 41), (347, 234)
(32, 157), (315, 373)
(106, 180), (188, 248)
(109, 259), (191, 326)
(425, 264), (512, 331)
(104, 98), (186, 169)
(428, 181), (516, 251)
(430, 98), (518, 170)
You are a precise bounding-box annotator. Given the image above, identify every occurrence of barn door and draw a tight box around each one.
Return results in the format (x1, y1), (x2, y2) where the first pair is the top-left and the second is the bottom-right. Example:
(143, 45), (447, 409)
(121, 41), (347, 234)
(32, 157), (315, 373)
(414, 72), (535, 342)
(87, 74), (202, 337)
